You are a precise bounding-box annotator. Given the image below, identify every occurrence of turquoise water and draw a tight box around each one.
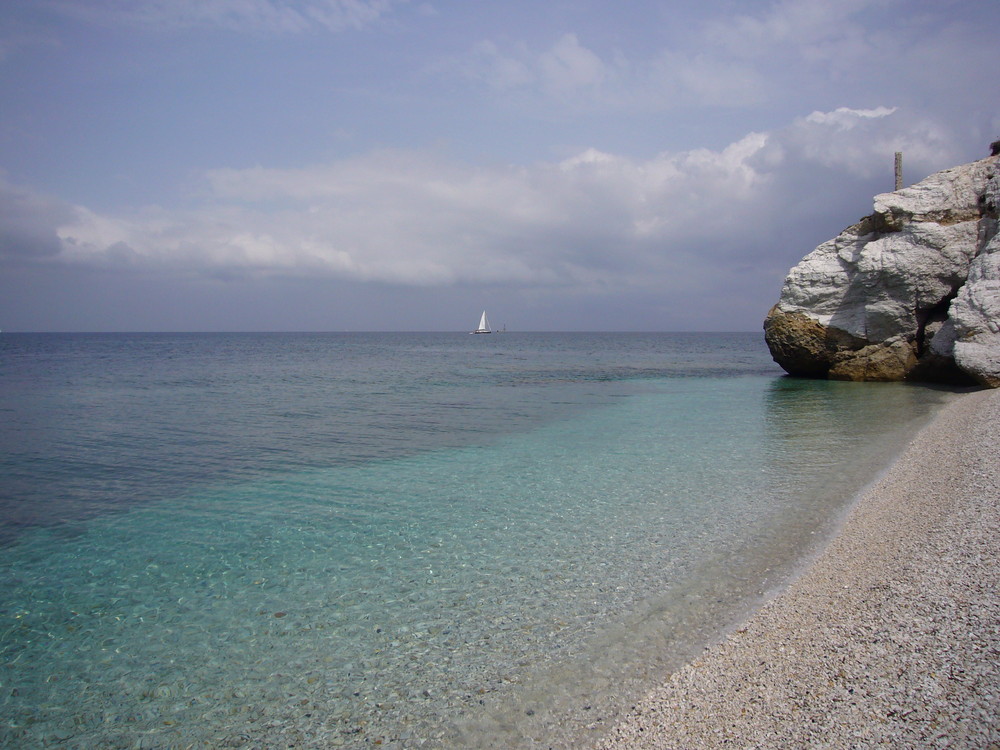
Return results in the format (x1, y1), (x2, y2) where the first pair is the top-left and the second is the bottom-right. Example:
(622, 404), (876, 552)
(0, 333), (956, 747)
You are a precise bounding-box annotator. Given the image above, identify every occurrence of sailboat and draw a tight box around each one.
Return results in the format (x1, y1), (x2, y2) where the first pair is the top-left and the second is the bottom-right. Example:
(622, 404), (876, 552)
(470, 310), (492, 334)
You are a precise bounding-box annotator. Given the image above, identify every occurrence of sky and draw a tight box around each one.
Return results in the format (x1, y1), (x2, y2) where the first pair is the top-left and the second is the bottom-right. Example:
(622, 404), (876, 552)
(0, 0), (998, 332)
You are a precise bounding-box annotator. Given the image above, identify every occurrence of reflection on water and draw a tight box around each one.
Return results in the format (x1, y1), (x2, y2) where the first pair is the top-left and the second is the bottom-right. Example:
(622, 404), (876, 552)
(754, 377), (960, 585)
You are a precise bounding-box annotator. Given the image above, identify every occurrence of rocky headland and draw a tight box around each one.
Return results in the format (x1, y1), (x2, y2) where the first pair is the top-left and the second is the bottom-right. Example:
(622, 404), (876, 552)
(764, 145), (1000, 387)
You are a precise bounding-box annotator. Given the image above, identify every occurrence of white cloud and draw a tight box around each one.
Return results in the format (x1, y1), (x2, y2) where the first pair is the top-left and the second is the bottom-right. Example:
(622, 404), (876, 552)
(2, 107), (967, 298)
(466, 34), (616, 97)
(804, 106), (898, 128)
(761, 106), (960, 179)
(460, 25), (767, 109)
(453, 0), (972, 114)
(702, 0), (879, 60)
(467, 40), (535, 89)
(0, 176), (76, 259)
(538, 33), (609, 93)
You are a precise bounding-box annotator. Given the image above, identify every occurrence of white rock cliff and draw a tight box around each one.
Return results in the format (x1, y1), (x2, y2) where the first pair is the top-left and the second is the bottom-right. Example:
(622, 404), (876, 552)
(765, 150), (1000, 387)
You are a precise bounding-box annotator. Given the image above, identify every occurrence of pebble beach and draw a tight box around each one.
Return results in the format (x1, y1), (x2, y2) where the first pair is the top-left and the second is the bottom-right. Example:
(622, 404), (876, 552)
(599, 387), (1000, 749)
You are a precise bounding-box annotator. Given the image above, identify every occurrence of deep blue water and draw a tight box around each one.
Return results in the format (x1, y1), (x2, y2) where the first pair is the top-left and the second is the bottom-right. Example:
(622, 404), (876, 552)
(0, 332), (957, 748)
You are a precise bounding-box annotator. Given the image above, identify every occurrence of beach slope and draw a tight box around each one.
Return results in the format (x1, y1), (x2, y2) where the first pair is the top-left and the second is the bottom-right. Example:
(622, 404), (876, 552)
(600, 388), (1000, 748)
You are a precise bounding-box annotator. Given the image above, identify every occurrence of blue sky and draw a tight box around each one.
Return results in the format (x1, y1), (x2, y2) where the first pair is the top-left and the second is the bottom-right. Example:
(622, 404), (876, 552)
(1, 0), (997, 331)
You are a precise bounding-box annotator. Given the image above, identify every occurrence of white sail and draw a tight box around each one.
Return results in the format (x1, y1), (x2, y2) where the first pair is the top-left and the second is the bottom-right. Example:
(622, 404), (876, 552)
(471, 310), (491, 334)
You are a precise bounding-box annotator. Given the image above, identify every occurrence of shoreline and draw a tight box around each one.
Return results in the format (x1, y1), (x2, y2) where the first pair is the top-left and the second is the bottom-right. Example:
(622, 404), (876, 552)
(598, 387), (1000, 748)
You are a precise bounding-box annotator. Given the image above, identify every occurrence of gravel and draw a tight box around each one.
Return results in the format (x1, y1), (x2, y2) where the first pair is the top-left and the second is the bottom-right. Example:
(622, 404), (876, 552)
(598, 387), (1000, 749)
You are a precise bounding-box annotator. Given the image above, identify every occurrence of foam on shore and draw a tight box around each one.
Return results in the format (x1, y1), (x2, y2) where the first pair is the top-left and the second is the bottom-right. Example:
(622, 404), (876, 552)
(599, 387), (1000, 748)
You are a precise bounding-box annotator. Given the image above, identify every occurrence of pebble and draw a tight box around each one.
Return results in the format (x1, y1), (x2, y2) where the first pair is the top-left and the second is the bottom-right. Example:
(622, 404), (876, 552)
(599, 389), (1000, 749)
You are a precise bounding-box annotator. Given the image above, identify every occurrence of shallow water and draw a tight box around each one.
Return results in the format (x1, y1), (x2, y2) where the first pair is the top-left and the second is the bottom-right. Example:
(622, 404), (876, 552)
(0, 333), (956, 747)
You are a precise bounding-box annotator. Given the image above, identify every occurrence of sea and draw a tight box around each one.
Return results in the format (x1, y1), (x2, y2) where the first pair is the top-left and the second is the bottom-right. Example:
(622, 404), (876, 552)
(0, 332), (960, 748)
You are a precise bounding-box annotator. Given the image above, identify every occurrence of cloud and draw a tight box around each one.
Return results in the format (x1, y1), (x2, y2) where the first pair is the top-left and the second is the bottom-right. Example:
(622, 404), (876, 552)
(451, 0), (999, 118)
(46, 140), (776, 289)
(701, 0), (879, 59)
(757, 106), (963, 180)
(461, 32), (764, 109)
(0, 177), (76, 260)
(47, 0), (398, 33)
(467, 34), (617, 98)
(803, 106), (898, 128)
(456, 8), (832, 111)
(538, 33), (609, 93)
(694, 0), (1000, 117)
(1, 106), (964, 300)
(647, 51), (767, 108)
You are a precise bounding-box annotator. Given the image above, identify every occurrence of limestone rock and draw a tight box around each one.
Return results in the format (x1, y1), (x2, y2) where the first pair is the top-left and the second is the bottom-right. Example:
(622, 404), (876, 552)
(765, 152), (1000, 386)
(945, 229), (1000, 387)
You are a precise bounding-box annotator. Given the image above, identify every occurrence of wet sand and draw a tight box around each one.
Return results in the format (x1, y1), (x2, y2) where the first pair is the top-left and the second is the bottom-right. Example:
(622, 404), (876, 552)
(599, 387), (1000, 748)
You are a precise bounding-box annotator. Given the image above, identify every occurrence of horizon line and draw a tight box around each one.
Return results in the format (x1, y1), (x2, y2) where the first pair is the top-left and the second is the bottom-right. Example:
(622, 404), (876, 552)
(1, 329), (763, 335)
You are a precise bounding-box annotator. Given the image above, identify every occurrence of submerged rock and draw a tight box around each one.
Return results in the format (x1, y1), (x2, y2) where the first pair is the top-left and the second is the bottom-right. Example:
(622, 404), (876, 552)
(765, 147), (1000, 387)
